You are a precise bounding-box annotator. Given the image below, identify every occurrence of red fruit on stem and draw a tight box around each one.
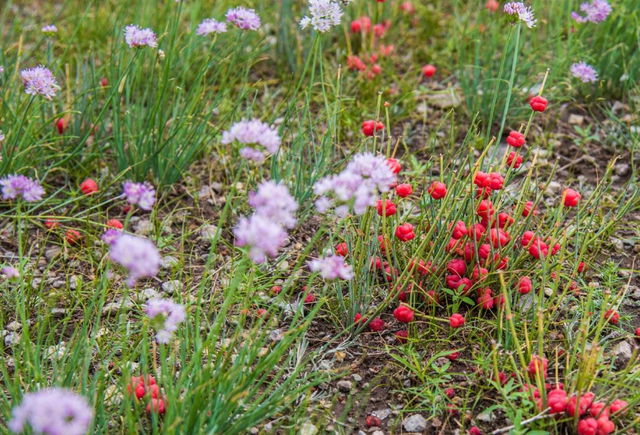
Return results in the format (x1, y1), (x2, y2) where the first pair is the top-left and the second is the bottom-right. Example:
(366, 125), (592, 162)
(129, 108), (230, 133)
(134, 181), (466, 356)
(449, 313), (465, 328)
(369, 317), (385, 332)
(395, 330), (408, 343)
(146, 398), (166, 415)
(604, 309), (619, 325)
(507, 151), (523, 168)
(393, 305), (414, 323)
(107, 219), (123, 229)
(376, 199), (397, 217)
(362, 120), (384, 136)
(564, 188), (581, 207)
(304, 293), (315, 303)
(469, 426), (482, 435)
(422, 64), (436, 77)
(428, 181), (447, 199)
(65, 229), (82, 245)
(350, 20), (362, 32)
(518, 276), (532, 294)
(80, 178), (98, 195)
(547, 388), (568, 414)
(395, 223), (415, 242)
(568, 392), (596, 417)
(530, 95), (548, 112)
(270, 285), (282, 295)
(56, 118), (66, 135)
(577, 418), (598, 435)
(44, 218), (60, 230)
(506, 130), (525, 148)
(396, 183), (413, 198)
(366, 415), (381, 427)
(386, 158), (401, 174)
(100, 77), (108, 87)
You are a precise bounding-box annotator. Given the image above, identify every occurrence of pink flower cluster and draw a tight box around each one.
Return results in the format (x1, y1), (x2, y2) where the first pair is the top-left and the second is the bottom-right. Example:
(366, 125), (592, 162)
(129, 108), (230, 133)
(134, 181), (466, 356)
(309, 255), (353, 280)
(124, 24), (158, 48)
(313, 152), (397, 218)
(21, 66), (59, 100)
(122, 181), (156, 210)
(109, 234), (162, 286)
(9, 388), (93, 435)
(0, 174), (45, 202)
(221, 119), (281, 163)
(145, 298), (186, 344)
(234, 180), (298, 264)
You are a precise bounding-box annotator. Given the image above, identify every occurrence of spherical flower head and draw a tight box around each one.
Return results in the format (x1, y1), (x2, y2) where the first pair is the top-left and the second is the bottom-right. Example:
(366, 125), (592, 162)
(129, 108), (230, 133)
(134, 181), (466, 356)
(571, 62), (598, 83)
(9, 388), (93, 435)
(41, 25), (58, 36)
(308, 255), (353, 280)
(299, 0), (343, 33)
(21, 66), (59, 100)
(122, 181), (156, 210)
(146, 298), (186, 344)
(226, 7), (261, 30)
(221, 119), (281, 163)
(503, 2), (537, 28)
(196, 18), (228, 36)
(572, 0), (611, 24)
(0, 174), (45, 202)
(233, 214), (288, 264)
(109, 234), (161, 286)
(247, 180), (298, 229)
(124, 25), (158, 48)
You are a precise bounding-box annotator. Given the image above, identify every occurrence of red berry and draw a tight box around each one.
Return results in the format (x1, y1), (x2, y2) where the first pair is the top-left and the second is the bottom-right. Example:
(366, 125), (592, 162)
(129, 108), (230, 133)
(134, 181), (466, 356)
(362, 120), (384, 136)
(428, 181), (447, 199)
(100, 77), (108, 87)
(107, 219), (123, 229)
(547, 388), (568, 414)
(350, 20), (362, 32)
(447, 352), (459, 361)
(369, 317), (385, 332)
(530, 95), (548, 112)
(146, 398), (166, 415)
(56, 118), (66, 135)
(395, 223), (415, 242)
(396, 183), (413, 198)
(393, 305), (414, 323)
(604, 309), (619, 325)
(304, 293), (315, 303)
(507, 152), (523, 169)
(577, 418), (598, 435)
(568, 392), (595, 417)
(449, 313), (465, 328)
(522, 201), (538, 217)
(65, 229), (82, 245)
(477, 289), (494, 309)
(528, 356), (548, 379)
(366, 415), (381, 427)
(474, 171), (490, 188)
(476, 200), (493, 220)
(386, 157), (401, 174)
(422, 64), (436, 77)
(270, 286), (282, 295)
(485, 0), (499, 12)
(451, 220), (467, 239)
(528, 239), (549, 259)
(335, 242), (348, 257)
(506, 130), (525, 148)
(447, 259), (466, 277)
(376, 199), (397, 217)
(518, 276), (532, 294)
(395, 330), (408, 343)
(469, 426), (482, 435)
(609, 399), (627, 415)
(80, 178), (98, 195)
(596, 416), (615, 435)
(563, 188), (581, 207)
(44, 218), (60, 229)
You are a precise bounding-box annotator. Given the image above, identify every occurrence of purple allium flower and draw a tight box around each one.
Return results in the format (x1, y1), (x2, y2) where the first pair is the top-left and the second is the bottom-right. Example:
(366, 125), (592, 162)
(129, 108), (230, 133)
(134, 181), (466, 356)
(308, 255), (353, 280)
(571, 62), (598, 83)
(21, 66), (59, 100)
(0, 130), (5, 142)
(221, 119), (281, 163)
(571, 0), (611, 24)
(124, 25), (158, 48)
(247, 180), (298, 229)
(101, 229), (122, 245)
(503, 2), (537, 28)
(0, 174), (45, 202)
(41, 25), (58, 36)
(109, 234), (161, 286)
(233, 214), (288, 264)
(2, 266), (19, 280)
(122, 181), (156, 210)
(313, 152), (396, 217)
(299, 0), (343, 32)
(145, 298), (186, 344)
(196, 18), (228, 35)
(8, 388), (93, 435)
(225, 7), (261, 30)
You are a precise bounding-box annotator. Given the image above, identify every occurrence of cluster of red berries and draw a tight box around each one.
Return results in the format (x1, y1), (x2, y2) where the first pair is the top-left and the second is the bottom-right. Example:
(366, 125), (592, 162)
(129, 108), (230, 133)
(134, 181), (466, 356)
(544, 388), (627, 435)
(127, 375), (167, 415)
